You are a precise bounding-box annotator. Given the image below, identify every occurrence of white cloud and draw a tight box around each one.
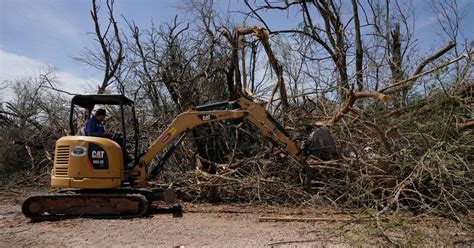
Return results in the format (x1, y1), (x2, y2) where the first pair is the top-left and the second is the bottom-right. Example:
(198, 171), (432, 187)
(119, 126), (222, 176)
(2, 1), (83, 43)
(0, 49), (98, 100)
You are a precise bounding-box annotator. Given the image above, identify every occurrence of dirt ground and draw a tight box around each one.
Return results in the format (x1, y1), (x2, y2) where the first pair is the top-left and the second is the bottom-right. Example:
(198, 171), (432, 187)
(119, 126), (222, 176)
(0, 191), (472, 247)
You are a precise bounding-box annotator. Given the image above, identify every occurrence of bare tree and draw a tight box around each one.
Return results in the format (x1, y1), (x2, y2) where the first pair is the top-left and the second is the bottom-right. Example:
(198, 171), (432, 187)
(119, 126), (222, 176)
(430, 0), (472, 83)
(75, 0), (124, 94)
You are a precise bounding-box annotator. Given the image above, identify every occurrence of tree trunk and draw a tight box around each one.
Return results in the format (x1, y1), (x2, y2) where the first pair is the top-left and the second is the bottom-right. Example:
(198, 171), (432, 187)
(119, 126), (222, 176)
(390, 23), (405, 107)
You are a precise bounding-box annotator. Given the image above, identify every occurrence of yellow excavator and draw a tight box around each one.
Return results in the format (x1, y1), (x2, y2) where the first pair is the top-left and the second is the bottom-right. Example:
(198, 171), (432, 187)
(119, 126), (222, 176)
(22, 94), (336, 220)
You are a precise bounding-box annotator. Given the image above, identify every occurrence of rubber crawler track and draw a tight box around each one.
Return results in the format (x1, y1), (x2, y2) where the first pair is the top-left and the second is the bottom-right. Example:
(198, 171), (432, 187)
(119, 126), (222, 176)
(22, 192), (148, 221)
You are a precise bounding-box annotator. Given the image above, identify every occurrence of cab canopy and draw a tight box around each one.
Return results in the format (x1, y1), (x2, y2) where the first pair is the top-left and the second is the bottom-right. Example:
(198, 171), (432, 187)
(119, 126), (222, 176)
(69, 95), (137, 141)
(71, 94), (134, 110)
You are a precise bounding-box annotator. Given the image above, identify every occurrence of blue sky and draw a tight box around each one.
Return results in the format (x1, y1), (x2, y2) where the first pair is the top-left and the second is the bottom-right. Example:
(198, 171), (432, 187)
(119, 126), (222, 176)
(0, 0), (473, 98)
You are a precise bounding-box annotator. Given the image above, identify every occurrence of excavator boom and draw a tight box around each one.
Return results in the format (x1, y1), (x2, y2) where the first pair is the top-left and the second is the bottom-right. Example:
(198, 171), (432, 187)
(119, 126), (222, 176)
(131, 97), (309, 185)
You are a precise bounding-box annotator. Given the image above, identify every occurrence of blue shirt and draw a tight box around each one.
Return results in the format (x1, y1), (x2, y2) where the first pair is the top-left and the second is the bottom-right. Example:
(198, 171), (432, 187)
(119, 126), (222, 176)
(85, 117), (113, 138)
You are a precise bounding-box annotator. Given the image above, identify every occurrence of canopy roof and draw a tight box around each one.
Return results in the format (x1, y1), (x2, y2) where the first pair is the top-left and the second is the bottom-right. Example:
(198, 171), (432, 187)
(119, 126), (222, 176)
(71, 95), (134, 109)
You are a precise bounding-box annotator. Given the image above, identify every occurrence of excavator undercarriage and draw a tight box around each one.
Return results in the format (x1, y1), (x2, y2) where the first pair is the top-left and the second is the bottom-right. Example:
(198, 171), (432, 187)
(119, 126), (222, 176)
(22, 188), (178, 220)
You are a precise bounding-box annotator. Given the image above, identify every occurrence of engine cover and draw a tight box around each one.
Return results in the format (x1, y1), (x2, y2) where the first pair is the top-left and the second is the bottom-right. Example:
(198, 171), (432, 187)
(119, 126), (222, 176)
(51, 136), (124, 189)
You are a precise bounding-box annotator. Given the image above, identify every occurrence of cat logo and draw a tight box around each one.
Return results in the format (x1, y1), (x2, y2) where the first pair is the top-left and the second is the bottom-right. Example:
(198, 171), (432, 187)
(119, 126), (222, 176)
(198, 114), (217, 121)
(91, 150), (105, 159)
(88, 143), (109, 170)
(201, 115), (212, 121)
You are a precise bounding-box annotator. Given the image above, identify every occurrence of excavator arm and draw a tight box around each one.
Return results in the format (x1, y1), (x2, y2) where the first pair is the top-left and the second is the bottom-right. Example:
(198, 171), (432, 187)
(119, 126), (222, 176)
(131, 97), (309, 185)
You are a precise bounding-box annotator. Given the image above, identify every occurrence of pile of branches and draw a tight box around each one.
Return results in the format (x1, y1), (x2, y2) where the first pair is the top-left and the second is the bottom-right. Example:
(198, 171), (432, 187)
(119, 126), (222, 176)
(152, 82), (473, 220)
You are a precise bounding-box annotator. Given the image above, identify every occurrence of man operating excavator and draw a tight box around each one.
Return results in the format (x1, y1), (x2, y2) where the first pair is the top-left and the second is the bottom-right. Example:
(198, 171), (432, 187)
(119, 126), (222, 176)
(85, 108), (133, 168)
(85, 108), (114, 138)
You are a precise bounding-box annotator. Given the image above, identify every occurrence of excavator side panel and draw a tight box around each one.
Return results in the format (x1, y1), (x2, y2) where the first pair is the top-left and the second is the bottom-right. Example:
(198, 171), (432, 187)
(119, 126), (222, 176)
(51, 136), (124, 189)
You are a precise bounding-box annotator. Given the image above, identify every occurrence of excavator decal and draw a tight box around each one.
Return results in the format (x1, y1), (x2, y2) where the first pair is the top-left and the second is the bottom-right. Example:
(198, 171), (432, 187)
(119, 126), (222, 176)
(88, 143), (108, 169)
(197, 114), (217, 121)
(71, 146), (87, 157)
(160, 127), (177, 143)
(86, 157), (94, 170)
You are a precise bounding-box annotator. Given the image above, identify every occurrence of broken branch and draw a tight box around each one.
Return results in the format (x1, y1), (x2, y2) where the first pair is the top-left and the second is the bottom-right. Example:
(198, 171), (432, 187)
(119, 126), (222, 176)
(380, 52), (470, 93)
(315, 91), (390, 126)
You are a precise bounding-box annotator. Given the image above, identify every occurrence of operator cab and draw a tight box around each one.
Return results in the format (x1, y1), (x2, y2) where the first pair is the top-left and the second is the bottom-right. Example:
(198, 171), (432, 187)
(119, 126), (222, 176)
(69, 94), (139, 167)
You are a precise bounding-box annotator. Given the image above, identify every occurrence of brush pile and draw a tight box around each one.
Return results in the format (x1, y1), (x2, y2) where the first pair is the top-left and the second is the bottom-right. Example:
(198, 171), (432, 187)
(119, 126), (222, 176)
(151, 83), (473, 220)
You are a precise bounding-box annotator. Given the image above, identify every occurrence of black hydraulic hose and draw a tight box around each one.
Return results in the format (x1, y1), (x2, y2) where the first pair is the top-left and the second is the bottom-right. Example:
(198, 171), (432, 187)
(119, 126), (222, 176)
(149, 132), (187, 179)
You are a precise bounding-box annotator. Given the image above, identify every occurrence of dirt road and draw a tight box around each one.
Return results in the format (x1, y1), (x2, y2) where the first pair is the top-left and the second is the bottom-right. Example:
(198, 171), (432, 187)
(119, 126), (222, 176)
(0, 191), (472, 247)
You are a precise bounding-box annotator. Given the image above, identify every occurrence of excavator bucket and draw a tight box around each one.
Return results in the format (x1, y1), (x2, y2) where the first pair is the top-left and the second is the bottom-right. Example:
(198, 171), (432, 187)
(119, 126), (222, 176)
(304, 128), (337, 160)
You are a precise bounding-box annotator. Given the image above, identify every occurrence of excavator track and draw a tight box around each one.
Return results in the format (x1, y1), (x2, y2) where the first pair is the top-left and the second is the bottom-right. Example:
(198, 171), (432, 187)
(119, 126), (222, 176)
(22, 192), (148, 221)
